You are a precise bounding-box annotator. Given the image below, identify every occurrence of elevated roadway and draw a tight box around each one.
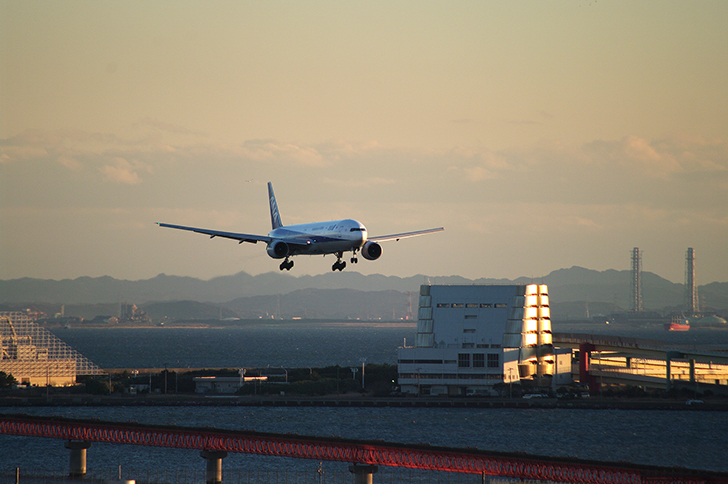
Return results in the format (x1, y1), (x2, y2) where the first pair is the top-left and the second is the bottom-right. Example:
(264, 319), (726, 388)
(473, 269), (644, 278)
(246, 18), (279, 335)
(553, 333), (728, 390)
(1, 414), (726, 484)
(553, 332), (728, 364)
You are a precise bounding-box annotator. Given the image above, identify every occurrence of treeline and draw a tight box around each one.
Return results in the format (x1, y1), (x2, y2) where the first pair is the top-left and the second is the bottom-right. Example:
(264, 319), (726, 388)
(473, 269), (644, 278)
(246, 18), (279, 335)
(71, 364), (399, 397)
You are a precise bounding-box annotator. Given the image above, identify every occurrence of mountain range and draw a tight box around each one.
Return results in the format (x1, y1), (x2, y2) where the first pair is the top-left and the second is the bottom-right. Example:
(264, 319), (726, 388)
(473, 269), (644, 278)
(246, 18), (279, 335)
(2, 267), (727, 321)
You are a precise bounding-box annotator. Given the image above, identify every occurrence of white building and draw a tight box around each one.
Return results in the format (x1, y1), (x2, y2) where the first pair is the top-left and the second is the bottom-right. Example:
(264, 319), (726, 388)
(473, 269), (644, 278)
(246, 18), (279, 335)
(193, 376), (244, 394)
(1, 312), (104, 387)
(398, 284), (568, 396)
(193, 375), (268, 394)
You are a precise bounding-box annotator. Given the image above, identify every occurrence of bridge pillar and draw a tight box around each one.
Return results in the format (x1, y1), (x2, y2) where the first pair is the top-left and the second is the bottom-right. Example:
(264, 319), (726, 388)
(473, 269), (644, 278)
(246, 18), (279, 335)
(200, 450), (227, 484)
(65, 440), (91, 478)
(578, 343), (597, 392)
(666, 351), (684, 392)
(349, 464), (378, 484)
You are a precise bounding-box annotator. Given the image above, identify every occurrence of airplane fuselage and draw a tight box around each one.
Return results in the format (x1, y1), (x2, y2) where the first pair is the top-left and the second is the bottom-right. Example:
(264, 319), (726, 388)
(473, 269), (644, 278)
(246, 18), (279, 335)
(268, 219), (367, 256)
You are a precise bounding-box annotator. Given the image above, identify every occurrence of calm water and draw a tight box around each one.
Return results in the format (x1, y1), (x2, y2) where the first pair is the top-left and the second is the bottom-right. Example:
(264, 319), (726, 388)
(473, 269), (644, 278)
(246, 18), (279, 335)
(1, 323), (727, 478)
(52, 322), (728, 370)
(1, 406), (726, 475)
(54, 322), (414, 369)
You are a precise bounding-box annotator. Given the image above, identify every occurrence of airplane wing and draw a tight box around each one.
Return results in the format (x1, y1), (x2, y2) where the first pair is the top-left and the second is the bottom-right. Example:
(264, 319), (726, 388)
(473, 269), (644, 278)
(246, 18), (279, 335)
(157, 223), (273, 244)
(368, 227), (444, 242)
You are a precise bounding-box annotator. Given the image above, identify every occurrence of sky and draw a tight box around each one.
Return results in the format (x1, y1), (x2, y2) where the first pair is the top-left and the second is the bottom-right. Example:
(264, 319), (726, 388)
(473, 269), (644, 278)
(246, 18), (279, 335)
(2, 1), (727, 284)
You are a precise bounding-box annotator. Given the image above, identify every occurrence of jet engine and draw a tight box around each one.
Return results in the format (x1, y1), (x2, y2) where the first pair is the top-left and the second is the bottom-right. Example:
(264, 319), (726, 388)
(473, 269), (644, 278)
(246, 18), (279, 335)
(266, 240), (289, 259)
(361, 241), (382, 260)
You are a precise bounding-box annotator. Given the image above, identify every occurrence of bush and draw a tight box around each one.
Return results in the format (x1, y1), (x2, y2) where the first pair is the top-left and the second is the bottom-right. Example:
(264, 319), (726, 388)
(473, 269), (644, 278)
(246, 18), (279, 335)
(82, 377), (112, 395)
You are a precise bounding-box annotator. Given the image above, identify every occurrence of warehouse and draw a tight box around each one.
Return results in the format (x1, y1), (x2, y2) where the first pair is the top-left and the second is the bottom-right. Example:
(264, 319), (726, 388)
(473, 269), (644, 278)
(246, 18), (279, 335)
(397, 284), (565, 396)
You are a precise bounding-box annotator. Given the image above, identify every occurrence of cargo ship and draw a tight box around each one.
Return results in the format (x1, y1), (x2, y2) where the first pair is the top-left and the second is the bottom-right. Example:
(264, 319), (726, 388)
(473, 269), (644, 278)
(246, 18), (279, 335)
(664, 316), (690, 331)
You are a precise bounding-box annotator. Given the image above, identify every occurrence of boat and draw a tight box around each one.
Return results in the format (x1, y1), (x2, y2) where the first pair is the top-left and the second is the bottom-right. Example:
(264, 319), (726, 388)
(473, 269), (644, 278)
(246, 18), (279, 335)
(665, 316), (690, 331)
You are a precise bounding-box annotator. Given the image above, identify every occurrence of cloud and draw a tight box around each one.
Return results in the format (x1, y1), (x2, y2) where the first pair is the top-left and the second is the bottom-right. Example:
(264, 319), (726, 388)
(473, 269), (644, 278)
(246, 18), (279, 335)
(235, 140), (327, 167)
(462, 165), (497, 181)
(57, 156), (81, 170)
(132, 117), (209, 138)
(321, 177), (397, 188)
(3, 126), (726, 213)
(0, 145), (49, 163)
(444, 148), (514, 182)
(101, 157), (152, 185)
(584, 135), (683, 178)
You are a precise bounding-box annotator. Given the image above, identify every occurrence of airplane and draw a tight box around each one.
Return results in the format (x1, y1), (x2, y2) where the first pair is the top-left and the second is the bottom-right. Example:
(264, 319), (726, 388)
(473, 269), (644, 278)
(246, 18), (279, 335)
(157, 182), (444, 272)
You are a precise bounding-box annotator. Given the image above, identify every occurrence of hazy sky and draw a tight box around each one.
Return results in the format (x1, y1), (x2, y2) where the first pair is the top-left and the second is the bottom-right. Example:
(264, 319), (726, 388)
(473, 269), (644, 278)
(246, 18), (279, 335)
(2, 1), (727, 284)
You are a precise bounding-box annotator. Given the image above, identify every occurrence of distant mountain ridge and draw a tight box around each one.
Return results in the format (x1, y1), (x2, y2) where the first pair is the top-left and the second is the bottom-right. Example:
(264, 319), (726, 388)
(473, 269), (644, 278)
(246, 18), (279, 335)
(2, 267), (727, 313)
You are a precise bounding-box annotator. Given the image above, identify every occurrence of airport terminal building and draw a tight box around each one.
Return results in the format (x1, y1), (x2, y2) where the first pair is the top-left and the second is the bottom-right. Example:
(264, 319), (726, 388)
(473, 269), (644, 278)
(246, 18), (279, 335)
(398, 284), (566, 396)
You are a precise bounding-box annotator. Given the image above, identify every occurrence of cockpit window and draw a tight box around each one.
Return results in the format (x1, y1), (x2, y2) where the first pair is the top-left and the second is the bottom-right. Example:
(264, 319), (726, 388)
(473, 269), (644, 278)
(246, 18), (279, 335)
(350, 228), (364, 232)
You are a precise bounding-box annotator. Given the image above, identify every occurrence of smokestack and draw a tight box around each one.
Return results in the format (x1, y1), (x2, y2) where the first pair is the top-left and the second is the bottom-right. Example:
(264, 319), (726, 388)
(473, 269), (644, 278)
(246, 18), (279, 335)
(685, 248), (699, 314)
(631, 247), (642, 312)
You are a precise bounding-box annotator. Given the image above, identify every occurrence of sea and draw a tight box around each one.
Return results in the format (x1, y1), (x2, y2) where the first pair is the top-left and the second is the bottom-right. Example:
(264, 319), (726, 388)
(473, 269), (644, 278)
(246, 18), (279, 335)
(1, 321), (727, 481)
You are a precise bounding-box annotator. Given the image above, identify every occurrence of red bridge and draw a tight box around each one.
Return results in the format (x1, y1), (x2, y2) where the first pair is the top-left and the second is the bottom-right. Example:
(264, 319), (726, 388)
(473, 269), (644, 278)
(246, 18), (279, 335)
(1, 414), (725, 484)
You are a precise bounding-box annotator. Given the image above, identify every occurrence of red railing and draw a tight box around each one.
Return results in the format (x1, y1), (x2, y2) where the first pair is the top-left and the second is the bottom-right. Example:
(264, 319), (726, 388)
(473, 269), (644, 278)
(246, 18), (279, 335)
(1, 414), (725, 484)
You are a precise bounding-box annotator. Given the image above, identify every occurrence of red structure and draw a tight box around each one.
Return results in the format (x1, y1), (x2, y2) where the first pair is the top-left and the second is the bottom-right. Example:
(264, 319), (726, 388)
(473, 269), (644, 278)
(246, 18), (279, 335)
(1, 414), (725, 484)
(578, 341), (599, 392)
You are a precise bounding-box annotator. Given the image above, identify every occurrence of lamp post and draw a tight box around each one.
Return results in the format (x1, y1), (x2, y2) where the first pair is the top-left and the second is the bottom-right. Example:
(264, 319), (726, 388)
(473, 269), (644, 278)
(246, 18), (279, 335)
(508, 367), (513, 399)
(360, 358), (367, 390)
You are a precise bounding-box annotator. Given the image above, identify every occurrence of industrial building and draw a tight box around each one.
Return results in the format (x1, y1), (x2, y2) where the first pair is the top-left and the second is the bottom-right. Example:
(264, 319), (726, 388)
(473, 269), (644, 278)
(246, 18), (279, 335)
(398, 284), (571, 396)
(0, 312), (103, 386)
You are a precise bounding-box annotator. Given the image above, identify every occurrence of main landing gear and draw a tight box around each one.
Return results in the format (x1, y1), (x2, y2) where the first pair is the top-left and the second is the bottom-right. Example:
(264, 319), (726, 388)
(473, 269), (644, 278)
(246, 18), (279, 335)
(279, 258), (294, 271)
(332, 252), (346, 271)
(332, 249), (359, 271)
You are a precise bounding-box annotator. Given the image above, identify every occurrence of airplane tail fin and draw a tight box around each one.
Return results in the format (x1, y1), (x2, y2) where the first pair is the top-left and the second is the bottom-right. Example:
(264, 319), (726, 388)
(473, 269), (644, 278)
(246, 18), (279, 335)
(268, 182), (283, 229)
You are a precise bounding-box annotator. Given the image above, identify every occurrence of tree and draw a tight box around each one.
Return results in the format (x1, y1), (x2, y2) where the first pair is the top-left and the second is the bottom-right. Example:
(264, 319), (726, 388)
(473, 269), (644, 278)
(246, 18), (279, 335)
(0, 371), (16, 388)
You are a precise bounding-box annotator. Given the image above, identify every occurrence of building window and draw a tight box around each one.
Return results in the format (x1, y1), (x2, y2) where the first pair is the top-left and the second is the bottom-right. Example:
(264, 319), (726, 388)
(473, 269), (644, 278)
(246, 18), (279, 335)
(436, 303), (450, 308)
(480, 303), (492, 308)
(466, 303), (479, 308)
(458, 374), (486, 379)
(458, 353), (470, 368)
(494, 303), (507, 308)
(463, 328), (476, 333)
(487, 354), (500, 368)
(462, 343), (474, 348)
(464, 315), (477, 319)
(452, 303), (464, 308)
(473, 353), (485, 367)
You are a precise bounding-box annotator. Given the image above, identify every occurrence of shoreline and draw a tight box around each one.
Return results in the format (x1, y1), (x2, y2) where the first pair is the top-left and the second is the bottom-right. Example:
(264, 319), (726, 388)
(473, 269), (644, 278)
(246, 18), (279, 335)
(1, 394), (726, 411)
